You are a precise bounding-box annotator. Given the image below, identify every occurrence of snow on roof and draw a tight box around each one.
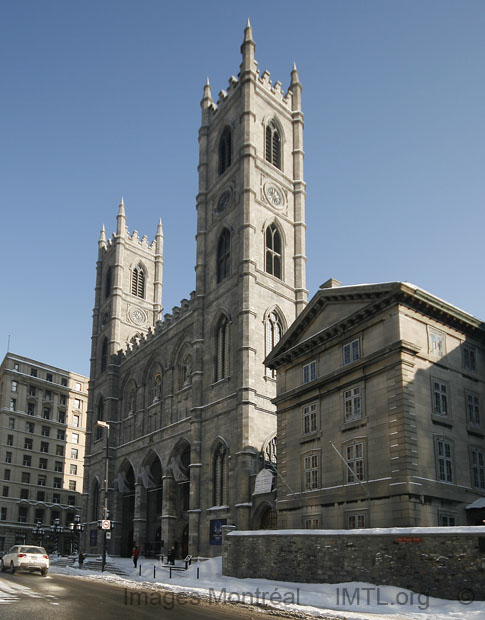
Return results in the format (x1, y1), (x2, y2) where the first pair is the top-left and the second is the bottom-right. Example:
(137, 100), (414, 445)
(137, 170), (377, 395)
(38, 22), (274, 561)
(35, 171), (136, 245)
(466, 498), (485, 509)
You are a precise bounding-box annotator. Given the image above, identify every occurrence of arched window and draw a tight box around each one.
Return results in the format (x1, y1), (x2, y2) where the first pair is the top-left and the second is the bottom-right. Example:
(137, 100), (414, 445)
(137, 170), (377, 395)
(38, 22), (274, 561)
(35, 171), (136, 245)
(265, 311), (283, 377)
(215, 316), (230, 382)
(218, 126), (232, 175)
(105, 266), (112, 299)
(265, 121), (281, 169)
(96, 398), (104, 440)
(213, 443), (228, 506)
(131, 265), (145, 298)
(216, 229), (230, 283)
(265, 223), (282, 279)
(101, 338), (108, 372)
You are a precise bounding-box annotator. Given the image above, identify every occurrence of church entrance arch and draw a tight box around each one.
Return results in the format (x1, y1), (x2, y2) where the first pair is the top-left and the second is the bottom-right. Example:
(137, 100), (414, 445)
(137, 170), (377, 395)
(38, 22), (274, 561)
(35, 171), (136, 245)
(116, 461), (136, 556)
(252, 501), (277, 530)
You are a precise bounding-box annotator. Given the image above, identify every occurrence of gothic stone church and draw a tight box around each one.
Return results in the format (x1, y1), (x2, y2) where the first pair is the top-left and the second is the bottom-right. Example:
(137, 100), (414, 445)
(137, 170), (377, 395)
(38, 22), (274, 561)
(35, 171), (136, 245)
(83, 22), (308, 558)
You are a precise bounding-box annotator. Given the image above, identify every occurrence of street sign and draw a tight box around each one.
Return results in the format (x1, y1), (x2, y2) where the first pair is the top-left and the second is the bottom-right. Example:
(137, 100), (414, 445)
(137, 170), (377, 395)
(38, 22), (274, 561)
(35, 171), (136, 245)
(101, 520), (111, 530)
(106, 532), (111, 540)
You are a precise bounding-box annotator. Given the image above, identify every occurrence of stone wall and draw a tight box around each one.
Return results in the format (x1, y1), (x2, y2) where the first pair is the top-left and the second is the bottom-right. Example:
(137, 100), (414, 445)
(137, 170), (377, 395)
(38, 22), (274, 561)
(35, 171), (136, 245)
(222, 526), (485, 600)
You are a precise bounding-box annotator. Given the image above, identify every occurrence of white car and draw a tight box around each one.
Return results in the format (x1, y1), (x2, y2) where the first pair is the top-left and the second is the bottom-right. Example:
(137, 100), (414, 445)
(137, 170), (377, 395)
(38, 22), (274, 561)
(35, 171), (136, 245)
(0, 545), (49, 575)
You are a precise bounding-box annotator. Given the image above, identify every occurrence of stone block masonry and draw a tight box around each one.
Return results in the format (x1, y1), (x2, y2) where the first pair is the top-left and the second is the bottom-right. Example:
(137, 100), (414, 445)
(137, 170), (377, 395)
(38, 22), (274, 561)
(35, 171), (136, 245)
(222, 526), (485, 601)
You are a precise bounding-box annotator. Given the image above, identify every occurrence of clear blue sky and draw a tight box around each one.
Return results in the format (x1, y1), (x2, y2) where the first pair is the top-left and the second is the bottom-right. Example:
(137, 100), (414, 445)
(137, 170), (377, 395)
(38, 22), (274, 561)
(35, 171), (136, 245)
(1, 1), (484, 377)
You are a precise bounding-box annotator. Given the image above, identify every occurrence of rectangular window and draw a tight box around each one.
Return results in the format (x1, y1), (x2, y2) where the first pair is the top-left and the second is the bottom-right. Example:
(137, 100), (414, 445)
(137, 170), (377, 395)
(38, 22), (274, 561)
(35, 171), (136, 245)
(347, 513), (366, 529)
(2, 486), (9, 497)
(303, 453), (319, 490)
(428, 327), (445, 357)
(36, 491), (45, 501)
(30, 368), (37, 377)
(73, 415), (80, 428)
(5, 452), (12, 464)
(56, 445), (64, 457)
(20, 488), (29, 500)
(54, 462), (63, 473)
(8, 418), (15, 430)
(60, 394), (67, 405)
(463, 344), (477, 372)
(432, 380), (449, 417)
(28, 385), (36, 396)
(11, 380), (18, 392)
(344, 386), (362, 422)
(436, 438), (453, 483)
(61, 378), (68, 387)
(304, 518), (320, 529)
(21, 472), (30, 483)
(70, 464), (77, 475)
(45, 390), (52, 401)
(3, 470), (10, 481)
(28, 403), (35, 415)
(303, 403), (318, 435)
(53, 478), (62, 489)
(9, 398), (16, 411)
(466, 392), (480, 427)
(24, 438), (33, 450)
(43, 408), (50, 420)
(75, 382), (82, 391)
(52, 493), (60, 503)
(58, 411), (66, 424)
(72, 433), (79, 444)
(343, 339), (361, 365)
(471, 449), (485, 489)
(37, 475), (46, 487)
(7, 435), (13, 447)
(68, 496), (76, 506)
(39, 458), (48, 470)
(69, 480), (76, 491)
(57, 430), (65, 440)
(74, 398), (81, 410)
(41, 426), (50, 437)
(303, 360), (317, 384)
(439, 513), (456, 526)
(18, 507), (28, 523)
(34, 508), (45, 523)
(26, 422), (35, 433)
(71, 448), (78, 460)
(23, 455), (32, 467)
(0, 507), (6, 521)
(346, 443), (364, 483)
(14, 362), (19, 371)
(46, 373), (53, 382)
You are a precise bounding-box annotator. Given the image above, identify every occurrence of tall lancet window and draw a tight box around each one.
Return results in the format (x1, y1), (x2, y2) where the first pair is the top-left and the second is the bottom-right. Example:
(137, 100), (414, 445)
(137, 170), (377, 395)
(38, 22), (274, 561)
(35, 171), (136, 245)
(218, 126), (232, 175)
(265, 121), (281, 169)
(215, 316), (230, 382)
(265, 223), (282, 279)
(216, 229), (230, 283)
(101, 338), (108, 372)
(265, 311), (283, 377)
(131, 265), (145, 298)
(213, 443), (228, 506)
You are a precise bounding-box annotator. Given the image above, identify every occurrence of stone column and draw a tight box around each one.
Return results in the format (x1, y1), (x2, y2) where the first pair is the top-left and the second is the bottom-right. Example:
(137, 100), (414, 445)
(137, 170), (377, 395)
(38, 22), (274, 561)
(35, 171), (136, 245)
(161, 474), (177, 552)
(133, 482), (147, 551)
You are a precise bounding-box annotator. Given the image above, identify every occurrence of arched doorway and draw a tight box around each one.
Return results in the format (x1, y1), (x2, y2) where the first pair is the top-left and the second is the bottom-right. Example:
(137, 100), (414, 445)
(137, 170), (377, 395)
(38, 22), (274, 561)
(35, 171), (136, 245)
(253, 502), (277, 530)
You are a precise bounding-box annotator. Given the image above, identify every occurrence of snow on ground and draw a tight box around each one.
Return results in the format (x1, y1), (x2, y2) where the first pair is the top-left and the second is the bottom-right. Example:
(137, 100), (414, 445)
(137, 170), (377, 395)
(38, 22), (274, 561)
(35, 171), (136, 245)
(49, 555), (485, 620)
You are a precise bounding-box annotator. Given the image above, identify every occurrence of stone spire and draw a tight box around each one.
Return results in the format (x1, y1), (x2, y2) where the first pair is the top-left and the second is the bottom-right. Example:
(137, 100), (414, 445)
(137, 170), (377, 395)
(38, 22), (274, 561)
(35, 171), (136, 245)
(116, 197), (126, 235)
(240, 19), (256, 74)
(98, 224), (107, 253)
(290, 62), (302, 111)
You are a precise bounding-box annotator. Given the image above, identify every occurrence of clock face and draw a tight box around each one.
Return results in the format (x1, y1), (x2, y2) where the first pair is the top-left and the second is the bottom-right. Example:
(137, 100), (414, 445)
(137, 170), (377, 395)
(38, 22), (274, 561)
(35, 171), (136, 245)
(265, 184), (283, 208)
(216, 189), (231, 213)
(130, 309), (145, 325)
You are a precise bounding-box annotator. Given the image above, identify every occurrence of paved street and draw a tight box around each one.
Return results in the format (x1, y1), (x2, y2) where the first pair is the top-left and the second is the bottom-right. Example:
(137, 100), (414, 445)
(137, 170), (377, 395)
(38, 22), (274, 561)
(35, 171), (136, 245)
(0, 571), (296, 620)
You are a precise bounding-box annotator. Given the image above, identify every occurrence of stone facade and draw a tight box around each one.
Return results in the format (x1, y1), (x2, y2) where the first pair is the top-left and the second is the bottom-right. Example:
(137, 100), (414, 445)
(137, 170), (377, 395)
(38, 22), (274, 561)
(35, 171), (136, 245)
(265, 281), (485, 529)
(0, 353), (88, 552)
(82, 22), (307, 559)
(222, 527), (485, 600)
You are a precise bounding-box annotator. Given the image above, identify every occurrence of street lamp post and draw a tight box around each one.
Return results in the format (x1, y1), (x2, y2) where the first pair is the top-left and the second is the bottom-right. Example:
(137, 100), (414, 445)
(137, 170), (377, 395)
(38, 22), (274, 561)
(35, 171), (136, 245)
(68, 514), (86, 554)
(50, 518), (63, 555)
(33, 521), (45, 547)
(97, 420), (110, 571)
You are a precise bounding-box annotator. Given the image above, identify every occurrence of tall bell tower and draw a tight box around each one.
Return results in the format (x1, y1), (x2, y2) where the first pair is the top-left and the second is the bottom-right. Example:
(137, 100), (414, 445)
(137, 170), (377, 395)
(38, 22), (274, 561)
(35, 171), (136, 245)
(193, 20), (308, 531)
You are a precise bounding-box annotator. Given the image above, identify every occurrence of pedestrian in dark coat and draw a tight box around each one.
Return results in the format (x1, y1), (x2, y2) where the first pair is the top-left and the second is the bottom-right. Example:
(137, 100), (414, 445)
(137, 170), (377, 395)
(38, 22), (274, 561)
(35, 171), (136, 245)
(133, 546), (140, 568)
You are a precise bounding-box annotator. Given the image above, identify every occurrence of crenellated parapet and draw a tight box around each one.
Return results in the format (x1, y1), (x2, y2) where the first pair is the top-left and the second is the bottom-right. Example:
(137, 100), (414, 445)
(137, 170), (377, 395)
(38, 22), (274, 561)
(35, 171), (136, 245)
(115, 291), (196, 364)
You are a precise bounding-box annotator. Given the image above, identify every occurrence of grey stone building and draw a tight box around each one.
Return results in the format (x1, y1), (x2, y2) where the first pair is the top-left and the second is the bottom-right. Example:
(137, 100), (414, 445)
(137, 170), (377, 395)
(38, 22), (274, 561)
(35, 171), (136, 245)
(265, 280), (485, 529)
(0, 353), (88, 552)
(83, 22), (307, 558)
